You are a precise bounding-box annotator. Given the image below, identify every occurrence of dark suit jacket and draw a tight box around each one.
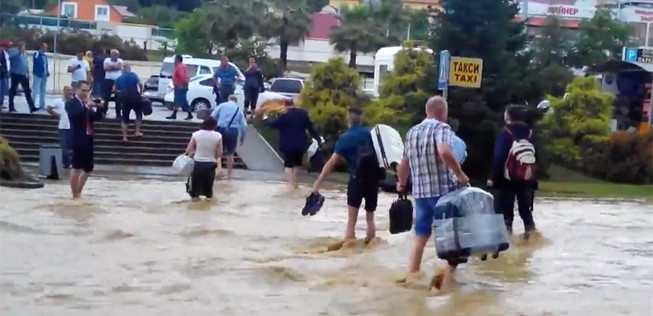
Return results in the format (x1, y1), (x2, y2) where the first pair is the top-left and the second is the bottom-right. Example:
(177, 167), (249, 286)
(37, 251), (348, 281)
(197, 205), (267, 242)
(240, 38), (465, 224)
(65, 97), (102, 148)
(0, 48), (7, 79)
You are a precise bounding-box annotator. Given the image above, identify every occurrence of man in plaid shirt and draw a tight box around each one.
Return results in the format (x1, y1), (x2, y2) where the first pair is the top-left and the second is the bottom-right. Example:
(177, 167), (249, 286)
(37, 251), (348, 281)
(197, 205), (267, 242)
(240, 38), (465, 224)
(396, 96), (469, 289)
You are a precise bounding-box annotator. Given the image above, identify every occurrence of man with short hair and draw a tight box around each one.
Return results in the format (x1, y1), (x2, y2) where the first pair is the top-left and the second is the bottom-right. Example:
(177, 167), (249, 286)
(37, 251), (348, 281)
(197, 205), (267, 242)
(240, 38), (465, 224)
(396, 96), (470, 290)
(213, 56), (239, 104)
(211, 94), (247, 179)
(7, 41), (37, 113)
(32, 43), (49, 110)
(65, 80), (104, 199)
(103, 49), (123, 117)
(46, 86), (74, 168)
(166, 54), (192, 120)
(114, 64), (144, 141)
(68, 50), (90, 90)
(311, 108), (382, 245)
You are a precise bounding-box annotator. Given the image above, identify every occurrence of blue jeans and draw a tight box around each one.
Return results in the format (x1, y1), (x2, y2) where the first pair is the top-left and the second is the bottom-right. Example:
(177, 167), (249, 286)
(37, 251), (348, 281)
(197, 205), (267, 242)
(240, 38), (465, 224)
(414, 196), (443, 237)
(58, 129), (72, 168)
(174, 87), (189, 111)
(32, 75), (47, 109)
(0, 76), (8, 107)
(92, 77), (103, 97)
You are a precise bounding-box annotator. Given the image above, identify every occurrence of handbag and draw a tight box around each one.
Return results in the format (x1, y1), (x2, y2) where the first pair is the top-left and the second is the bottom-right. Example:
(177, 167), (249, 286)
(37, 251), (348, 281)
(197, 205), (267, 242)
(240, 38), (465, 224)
(388, 192), (413, 234)
(172, 154), (194, 176)
(140, 96), (153, 116)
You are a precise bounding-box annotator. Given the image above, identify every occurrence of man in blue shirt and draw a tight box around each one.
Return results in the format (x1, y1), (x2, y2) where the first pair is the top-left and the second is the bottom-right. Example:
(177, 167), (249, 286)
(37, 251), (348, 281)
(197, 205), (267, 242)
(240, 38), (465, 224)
(7, 42), (36, 113)
(311, 108), (381, 246)
(113, 64), (144, 141)
(213, 56), (239, 104)
(211, 94), (247, 179)
(32, 43), (49, 110)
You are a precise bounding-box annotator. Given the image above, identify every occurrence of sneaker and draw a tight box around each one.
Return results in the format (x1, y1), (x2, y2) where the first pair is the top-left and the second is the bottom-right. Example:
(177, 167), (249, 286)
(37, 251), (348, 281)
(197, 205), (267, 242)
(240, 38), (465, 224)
(302, 192), (325, 216)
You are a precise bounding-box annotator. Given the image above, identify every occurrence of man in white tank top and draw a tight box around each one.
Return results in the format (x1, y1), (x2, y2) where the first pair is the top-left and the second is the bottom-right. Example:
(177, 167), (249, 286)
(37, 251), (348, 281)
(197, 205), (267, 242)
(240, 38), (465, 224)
(102, 49), (123, 117)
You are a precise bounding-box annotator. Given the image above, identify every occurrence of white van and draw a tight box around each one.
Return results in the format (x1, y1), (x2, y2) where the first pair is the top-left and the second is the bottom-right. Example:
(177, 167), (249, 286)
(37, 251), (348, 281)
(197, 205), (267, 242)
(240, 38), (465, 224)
(145, 55), (245, 102)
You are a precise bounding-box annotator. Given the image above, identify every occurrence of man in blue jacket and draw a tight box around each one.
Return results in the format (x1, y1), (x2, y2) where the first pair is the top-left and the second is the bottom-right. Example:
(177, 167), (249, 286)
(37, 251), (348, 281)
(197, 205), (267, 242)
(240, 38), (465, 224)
(65, 80), (104, 199)
(487, 105), (538, 236)
(32, 43), (49, 110)
(7, 41), (36, 113)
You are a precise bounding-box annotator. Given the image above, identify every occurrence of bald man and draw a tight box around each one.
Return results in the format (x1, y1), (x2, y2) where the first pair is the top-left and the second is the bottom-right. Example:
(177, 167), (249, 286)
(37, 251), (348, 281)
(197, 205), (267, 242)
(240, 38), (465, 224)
(46, 85), (75, 168)
(114, 63), (144, 141)
(396, 95), (469, 290)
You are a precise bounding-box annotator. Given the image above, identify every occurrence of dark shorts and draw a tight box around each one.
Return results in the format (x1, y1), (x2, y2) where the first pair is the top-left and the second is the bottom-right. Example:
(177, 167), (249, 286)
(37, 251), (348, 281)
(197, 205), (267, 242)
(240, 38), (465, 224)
(347, 178), (379, 212)
(282, 149), (305, 168)
(71, 144), (94, 173)
(120, 93), (143, 123)
(217, 127), (238, 155)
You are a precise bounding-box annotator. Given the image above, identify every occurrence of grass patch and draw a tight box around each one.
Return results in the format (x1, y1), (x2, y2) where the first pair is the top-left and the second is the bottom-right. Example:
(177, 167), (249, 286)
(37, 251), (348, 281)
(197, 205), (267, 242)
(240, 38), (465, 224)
(540, 165), (652, 198)
(251, 120), (281, 156)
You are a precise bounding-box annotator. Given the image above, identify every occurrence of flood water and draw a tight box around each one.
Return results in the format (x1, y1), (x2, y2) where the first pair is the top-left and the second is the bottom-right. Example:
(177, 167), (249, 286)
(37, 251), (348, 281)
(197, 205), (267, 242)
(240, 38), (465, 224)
(1, 178), (652, 316)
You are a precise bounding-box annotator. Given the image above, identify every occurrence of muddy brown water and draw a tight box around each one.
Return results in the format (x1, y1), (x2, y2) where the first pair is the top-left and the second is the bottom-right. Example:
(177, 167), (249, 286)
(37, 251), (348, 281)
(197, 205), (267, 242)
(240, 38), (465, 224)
(1, 179), (652, 315)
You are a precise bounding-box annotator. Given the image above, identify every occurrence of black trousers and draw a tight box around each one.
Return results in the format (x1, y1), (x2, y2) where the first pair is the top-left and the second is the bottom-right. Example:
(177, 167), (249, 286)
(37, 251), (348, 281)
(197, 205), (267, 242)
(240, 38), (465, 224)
(494, 185), (536, 232)
(102, 79), (120, 116)
(186, 161), (218, 198)
(8, 74), (35, 111)
(243, 86), (259, 112)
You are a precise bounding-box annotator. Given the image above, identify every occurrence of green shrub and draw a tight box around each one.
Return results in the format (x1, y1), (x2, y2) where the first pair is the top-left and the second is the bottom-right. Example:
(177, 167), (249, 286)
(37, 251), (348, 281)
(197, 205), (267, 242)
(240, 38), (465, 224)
(581, 131), (653, 184)
(0, 136), (21, 180)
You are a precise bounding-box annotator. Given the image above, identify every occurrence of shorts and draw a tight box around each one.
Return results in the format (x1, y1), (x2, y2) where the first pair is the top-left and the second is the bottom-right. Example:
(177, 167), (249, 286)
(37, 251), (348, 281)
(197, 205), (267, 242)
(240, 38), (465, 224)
(347, 178), (379, 212)
(217, 127), (238, 155)
(174, 87), (188, 110)
(282, 149), (304, 168)
(71, 144), (94, 173)
(414, 196), (443, 237)
(120, 93), (143, 123)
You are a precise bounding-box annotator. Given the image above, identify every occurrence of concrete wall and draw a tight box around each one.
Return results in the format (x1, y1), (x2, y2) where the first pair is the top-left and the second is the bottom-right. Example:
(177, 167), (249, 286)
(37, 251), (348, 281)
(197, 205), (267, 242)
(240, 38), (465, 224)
(24, 51), (161, 93)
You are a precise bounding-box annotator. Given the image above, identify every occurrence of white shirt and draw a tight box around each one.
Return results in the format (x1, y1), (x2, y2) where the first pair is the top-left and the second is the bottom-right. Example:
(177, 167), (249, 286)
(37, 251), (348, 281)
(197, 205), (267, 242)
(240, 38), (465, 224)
(69, 57), (89, 82)
(103, 57), (123, 80)
(49, 98), (70, 129)
(192, 130), (222, 163)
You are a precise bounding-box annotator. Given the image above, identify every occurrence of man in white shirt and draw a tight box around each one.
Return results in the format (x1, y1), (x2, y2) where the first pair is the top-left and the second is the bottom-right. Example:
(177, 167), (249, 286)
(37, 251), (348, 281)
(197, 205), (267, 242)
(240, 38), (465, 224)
(103, 49), (123, 117)
(46, 85), (74, 168)
(67, 51), (90, 90)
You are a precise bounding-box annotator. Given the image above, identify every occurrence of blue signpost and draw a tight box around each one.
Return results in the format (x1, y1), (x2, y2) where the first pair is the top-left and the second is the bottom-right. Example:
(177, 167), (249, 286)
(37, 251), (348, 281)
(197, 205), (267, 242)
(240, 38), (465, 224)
(438, 50), (450, 100)
(623, 46), (638, 62)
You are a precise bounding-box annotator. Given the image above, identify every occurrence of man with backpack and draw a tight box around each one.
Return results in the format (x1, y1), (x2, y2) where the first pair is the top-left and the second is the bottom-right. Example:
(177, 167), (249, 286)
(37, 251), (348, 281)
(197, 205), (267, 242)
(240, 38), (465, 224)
(487, 105), (538, 236)
(311, 108), (385, 245)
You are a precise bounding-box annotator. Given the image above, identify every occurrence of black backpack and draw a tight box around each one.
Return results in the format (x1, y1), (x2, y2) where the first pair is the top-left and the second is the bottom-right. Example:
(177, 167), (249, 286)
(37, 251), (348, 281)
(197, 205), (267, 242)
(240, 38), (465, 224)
(355, 140), (386, 184)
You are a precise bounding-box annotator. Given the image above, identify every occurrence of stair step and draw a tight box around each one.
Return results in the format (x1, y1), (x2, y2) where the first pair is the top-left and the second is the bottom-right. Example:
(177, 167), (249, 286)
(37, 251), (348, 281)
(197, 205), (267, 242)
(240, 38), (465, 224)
(0, 112), (202, 129)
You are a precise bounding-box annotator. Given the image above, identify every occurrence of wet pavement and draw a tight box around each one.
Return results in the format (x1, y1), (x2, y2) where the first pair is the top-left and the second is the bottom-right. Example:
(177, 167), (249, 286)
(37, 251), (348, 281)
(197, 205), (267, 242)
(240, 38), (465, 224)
(1, 178), (652, 315)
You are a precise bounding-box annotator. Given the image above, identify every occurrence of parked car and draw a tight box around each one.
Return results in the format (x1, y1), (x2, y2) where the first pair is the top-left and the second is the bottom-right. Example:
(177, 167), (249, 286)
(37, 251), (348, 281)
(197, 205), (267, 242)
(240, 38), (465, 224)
(163, 74), (245, 111)
(149, 55), (245, 103)
(142, 75), (160, 102)
(268, 77), (304, 99)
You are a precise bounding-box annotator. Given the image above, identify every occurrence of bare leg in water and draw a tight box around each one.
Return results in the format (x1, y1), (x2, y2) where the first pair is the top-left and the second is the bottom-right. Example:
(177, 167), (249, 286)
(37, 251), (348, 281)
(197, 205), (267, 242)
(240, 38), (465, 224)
(225, 154), (234, 179)
(403, 233), (456, 290)
(69, 169), (91, 198)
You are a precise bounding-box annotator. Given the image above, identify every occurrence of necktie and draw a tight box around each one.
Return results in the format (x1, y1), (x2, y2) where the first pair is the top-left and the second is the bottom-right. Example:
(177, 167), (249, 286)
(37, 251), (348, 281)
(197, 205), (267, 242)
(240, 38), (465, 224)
(84, 102), (93, 136)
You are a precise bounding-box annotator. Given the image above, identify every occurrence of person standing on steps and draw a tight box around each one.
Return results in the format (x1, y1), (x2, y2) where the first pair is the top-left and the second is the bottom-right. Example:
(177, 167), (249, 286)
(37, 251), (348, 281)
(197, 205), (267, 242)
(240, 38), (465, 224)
(395, 96), (470, 290)
(46, 85), (74, 169)
(311, 108), (384, 246)
(166, 54), (192, 120)
(103, 49), (123, 118)
(68, 50), (90, 90)
(32, 43), (49, 111)
(0, 39), (10, 111)
(91, 48), (107, 98)
(7, 41), (37, 113)
(65, 81), (104, 199)
(255, 98), (321, 188)
(243, 57), (264, 119)
(213, 55), (239, 104)
(211, 95), (247, 179)
(114, 64), (144, 142)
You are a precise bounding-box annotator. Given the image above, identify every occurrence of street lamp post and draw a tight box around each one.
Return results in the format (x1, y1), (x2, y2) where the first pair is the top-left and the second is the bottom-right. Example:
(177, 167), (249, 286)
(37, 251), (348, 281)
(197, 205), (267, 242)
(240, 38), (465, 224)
(53, 0), (62, 92)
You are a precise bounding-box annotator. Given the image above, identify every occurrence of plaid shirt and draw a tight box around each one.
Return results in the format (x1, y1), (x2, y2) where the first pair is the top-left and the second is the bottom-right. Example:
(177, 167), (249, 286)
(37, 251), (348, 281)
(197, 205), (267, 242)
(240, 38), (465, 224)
(404, 118), (456, 198)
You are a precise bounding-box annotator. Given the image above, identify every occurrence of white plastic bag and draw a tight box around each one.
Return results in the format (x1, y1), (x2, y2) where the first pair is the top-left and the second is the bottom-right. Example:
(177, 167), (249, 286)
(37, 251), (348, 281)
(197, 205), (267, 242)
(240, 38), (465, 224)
(172, 154), (194, 176)
(307, 137), (325, 158)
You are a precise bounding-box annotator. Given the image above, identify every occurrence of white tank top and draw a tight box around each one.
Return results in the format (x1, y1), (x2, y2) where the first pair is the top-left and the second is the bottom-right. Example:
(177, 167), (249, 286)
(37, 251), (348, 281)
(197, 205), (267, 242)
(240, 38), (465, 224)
(192, 130), (222, 162)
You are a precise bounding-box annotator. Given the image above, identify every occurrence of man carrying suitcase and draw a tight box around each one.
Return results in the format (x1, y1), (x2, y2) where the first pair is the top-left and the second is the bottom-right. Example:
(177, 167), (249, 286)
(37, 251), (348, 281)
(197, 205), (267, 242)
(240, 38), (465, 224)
(396, 96), (469, 290)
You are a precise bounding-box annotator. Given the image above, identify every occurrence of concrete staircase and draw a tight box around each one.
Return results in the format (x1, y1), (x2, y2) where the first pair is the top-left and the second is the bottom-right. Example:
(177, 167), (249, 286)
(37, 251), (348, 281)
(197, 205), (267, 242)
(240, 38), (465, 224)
(0, 112), (247, 169)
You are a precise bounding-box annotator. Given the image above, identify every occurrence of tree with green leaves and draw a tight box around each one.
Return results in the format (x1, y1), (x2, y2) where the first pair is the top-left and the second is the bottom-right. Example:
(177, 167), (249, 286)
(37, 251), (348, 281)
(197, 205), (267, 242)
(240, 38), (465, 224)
(429, 0), (533, 179)
(260, 4), (312, 71)
(528, 17), (575, 97)
(329, 5), (384, 68)
(572, 8), (632, 67)
(123, 5), (186, 28)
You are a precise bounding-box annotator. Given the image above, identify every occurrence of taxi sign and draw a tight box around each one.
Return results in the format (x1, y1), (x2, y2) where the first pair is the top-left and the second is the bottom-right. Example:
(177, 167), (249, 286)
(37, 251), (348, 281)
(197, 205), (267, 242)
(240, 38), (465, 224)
(448, 56), (483, 88)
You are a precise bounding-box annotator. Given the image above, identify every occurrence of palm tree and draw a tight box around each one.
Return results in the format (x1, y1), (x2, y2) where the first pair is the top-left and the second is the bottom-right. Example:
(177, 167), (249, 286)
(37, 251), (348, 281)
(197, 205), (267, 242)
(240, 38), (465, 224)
(329, 6), (384, 68)
(372, 0), (411, 45)
(260, 0), (312, 71)
(203, 0), (267, 51)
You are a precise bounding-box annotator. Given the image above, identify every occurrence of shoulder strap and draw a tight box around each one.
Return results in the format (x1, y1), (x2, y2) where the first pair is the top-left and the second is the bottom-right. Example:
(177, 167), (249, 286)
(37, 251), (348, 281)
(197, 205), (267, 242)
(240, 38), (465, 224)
(374, 127), (389, 169)
(226, 104), (240, 128)
(503, 126), (514, 140)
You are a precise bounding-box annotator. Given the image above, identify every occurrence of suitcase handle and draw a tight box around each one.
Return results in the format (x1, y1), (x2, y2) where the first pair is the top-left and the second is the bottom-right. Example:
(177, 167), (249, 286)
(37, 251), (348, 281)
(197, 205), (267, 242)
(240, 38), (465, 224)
(397, 192), (408, 200)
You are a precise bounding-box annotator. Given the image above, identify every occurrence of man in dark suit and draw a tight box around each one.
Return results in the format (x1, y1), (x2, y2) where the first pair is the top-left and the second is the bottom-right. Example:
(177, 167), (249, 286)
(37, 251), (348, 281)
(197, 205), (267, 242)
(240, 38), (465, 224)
(65, 80), (104, 199)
